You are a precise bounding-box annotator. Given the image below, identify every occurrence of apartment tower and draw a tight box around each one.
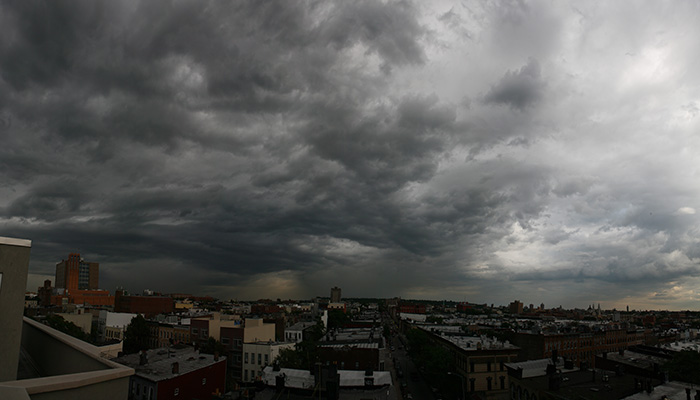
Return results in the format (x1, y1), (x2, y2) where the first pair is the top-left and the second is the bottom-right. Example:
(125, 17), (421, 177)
(55, 253), (99, 290)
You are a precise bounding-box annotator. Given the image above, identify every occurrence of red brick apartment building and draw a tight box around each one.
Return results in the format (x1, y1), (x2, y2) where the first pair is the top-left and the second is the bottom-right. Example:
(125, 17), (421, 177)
(510, 329), (645, 368)
(399, 303), (426, 314)
(114, 290), (174, 318)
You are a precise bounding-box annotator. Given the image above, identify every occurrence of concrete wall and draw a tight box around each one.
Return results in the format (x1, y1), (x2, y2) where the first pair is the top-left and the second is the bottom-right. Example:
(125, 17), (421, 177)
(0, 237), (32, 382)
(243, 319), (276, 343)
(21, 318), (110, 376)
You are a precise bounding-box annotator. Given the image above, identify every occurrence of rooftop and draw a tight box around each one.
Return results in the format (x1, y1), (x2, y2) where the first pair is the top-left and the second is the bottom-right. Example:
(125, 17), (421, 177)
(505, 357), (577, 378)
(113, 347), (224, 382)
(261, 366), (392, 390)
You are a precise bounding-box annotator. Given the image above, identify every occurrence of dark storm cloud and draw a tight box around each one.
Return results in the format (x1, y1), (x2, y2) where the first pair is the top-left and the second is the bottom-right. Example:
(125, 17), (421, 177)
(4, 0), (700, 308)
(483, 58), (544, 110)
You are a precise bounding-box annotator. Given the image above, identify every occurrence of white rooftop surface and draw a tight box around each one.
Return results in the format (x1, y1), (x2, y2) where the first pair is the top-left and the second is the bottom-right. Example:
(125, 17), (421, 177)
(318, 343), (379, 349)
(504, 357), (577, 378)
(399, 313), (426, 322)
(262, 367), (392, 389)
(114, 347), (225, 382)
(662, 341), (700, 352)
(439, 334), (518, 351)
(622, 381), (697, 400)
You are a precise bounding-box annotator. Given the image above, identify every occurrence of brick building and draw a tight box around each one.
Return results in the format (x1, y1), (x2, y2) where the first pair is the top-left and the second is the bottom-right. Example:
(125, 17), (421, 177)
(114, 290), (174, 318)
(509, 329), (646, 368)
(399, 303), (426, 314)
(114, 347), (226, 400)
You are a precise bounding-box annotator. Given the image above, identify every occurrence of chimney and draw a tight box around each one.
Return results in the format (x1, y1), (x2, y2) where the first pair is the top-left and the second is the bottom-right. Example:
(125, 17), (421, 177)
(172, 362), (179, 374)
(139, 351), (148, 365)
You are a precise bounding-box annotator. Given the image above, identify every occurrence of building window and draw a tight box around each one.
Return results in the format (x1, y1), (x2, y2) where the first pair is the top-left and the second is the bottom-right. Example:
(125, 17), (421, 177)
(245, 370), (248, 381)
(148, 387), (153, 400)
(245, 352), (248, 363)
(265, 354), (269, 364)
(222, 337), (230, 344)
(174, 388), (179, 396)
(258, 353), (261, 365)
(192, 328), (198, 335)
(202, 378), (206, 385)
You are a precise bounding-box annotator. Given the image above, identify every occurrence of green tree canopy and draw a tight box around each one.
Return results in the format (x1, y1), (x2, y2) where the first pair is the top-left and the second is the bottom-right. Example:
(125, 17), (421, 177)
(663, 350), (700, 384)
(199, 337), (226, 356)
(44, 314), (90, 342)
(123, 315), (150, 354)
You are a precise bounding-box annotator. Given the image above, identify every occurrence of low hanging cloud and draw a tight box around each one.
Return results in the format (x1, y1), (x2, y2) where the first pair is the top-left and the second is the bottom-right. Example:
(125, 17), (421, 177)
(483, 58), (545, 111)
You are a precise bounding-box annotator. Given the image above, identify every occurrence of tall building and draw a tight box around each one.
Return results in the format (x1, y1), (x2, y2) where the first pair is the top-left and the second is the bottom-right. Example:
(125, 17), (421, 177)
(330, 286), (342, 303)
(55, 253), (99, 290)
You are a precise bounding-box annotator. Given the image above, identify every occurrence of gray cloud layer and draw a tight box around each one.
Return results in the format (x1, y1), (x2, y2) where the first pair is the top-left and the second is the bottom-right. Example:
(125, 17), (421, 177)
(2, 0), (700, 308)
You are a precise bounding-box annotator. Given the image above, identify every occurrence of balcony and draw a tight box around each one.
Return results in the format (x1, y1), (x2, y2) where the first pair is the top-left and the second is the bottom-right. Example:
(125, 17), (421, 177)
(0, 317), (134, 400)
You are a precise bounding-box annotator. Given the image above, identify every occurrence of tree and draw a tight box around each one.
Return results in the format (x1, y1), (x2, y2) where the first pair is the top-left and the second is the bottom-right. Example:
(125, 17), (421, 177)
(44, 314), (90, 342)
(663, 350), (700, 384)
(123, 315), (150, 354)
(200, 337), (226, 356)
(327, 310), (351, 331)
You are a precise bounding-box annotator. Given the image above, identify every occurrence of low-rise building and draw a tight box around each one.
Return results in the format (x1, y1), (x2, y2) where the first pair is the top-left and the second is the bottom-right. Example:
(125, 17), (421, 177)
(114, 347), (226, 400)
(242, 341), (295, 382)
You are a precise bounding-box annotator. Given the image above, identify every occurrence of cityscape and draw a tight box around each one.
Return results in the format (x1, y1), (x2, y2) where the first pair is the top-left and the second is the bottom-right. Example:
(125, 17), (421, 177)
(2, 240), (700, 400)
(3, 1), (700, 399)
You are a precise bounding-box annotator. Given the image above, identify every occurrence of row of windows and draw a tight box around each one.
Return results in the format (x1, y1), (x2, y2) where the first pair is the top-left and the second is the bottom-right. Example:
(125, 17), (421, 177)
(244, 352), (268, 365)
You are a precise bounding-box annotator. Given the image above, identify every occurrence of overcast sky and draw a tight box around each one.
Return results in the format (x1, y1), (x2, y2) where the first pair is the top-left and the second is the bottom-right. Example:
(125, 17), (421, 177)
(3, 1), (700, 309)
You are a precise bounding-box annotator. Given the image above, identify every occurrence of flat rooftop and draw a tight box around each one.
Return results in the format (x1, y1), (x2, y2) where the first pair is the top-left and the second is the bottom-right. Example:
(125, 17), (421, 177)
(113, 347), (224, 382)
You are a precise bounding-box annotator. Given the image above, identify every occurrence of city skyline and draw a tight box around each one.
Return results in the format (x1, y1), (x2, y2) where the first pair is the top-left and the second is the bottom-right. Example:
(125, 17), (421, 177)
(3, 1), (700, 310)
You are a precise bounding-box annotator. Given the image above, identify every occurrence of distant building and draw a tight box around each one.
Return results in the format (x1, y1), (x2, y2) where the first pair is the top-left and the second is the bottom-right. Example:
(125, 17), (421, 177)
(399, 303), (426, 314)
(509, 300), (524, 314)
(114, 289), (174, 318)
(114, 347), (226, 400)
(331, 287), (342, 303)
(38, 253), (114, 307)
(55, 253), (99, 290)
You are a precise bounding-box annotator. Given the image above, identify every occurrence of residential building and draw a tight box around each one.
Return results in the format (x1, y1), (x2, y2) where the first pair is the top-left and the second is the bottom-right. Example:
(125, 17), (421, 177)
(285, 321), (316, 343)
(416, 325), (519, 398)
(242, 341), (295, 382)
(509, 329), (645, 368)
(318, 343), (380, 371)
(196, 317), (276, 382)
(114, 347), (226, 400)
(98, 310), (139, 342)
